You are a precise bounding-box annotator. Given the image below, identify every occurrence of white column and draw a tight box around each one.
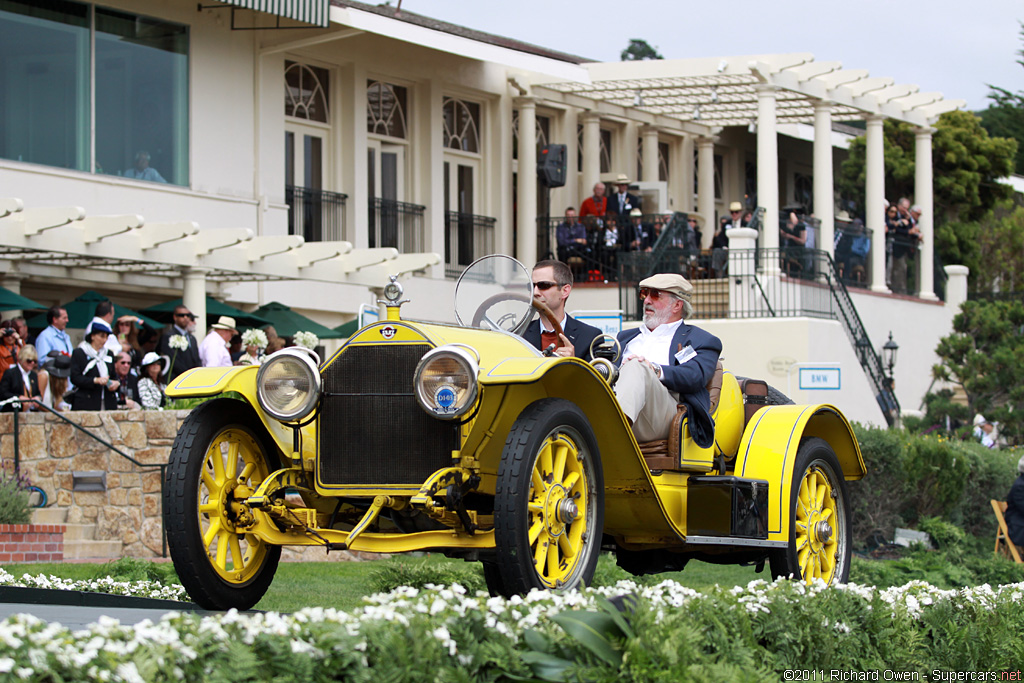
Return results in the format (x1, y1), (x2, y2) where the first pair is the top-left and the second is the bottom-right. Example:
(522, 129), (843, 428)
(944, 264), (969, 311)
(581, 112), (600, 194)
(727, 228), (759, 317)
(680, 134), (694, 208)
(515, 97), (538, 267)
(813, 100), (835, 256)
(865, 115), (887, 292)
(916, 127), (936, 300)
(756, 85), (780, 254)
(182, 268), (208, 338)
(641, 125), (659, 186)
(697, 136), (715, 250)
(0, 273), (25, 320)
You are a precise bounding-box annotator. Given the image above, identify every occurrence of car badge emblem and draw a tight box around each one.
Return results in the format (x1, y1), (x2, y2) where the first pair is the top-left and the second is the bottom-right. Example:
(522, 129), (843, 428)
(380, 325), (397, 339)
(434, 385), (457, 414)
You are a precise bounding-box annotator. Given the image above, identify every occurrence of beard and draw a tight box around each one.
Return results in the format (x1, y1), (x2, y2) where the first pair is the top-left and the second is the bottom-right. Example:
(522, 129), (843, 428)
(643, 304), (673, 329)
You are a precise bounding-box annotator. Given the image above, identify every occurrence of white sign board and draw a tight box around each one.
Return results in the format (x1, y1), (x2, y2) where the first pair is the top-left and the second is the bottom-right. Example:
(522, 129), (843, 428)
(358, 303), (380, 329)
(798, 367), (841, 390)
(569, 310), (622, 337)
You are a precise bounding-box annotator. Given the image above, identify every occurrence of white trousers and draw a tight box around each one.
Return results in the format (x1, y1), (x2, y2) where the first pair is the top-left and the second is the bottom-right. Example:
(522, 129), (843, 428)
(615, 357), (679, 442)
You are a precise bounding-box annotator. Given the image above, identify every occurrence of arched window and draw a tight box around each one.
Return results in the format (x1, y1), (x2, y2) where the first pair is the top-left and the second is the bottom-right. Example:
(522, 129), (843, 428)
(285, 61), (329, 123)
(367, 80), (408, 138)
(443, 97), (481, 153)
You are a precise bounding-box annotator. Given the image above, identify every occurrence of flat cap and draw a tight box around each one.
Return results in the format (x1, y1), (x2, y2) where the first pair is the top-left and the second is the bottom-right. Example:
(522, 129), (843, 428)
(639, 273), (693, 301)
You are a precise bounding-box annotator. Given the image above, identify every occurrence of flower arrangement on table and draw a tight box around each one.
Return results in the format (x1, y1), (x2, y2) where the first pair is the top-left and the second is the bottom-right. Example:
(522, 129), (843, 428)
(293, 331), (319, 350)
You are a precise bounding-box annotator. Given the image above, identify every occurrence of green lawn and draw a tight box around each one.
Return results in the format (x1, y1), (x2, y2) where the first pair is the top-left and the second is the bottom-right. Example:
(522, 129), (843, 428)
(2, 554), (763, 613)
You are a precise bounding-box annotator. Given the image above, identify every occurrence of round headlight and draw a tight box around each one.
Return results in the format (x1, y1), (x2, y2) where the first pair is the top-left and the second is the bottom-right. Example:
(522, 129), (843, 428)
(414, 346), (479, 420)
(256, 349), (321, 422)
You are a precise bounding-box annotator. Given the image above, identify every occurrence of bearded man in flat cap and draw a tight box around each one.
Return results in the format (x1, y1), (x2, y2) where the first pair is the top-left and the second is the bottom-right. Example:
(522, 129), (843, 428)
(615, 273), (722, 447)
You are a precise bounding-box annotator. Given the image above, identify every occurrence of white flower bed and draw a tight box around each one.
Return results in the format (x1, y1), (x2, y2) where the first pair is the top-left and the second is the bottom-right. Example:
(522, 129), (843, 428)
(0, 577), (1021, 680)
(0, 568), (188, 602)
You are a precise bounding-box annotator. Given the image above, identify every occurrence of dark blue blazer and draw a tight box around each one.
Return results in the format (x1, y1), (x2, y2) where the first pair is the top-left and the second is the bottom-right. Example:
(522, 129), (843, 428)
(524, 314), (603, 361)
(616, 322), (722, 447)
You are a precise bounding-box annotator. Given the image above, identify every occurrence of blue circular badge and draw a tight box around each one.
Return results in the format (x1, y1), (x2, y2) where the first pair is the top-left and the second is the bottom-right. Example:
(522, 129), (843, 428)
(435, 385), (457, 412)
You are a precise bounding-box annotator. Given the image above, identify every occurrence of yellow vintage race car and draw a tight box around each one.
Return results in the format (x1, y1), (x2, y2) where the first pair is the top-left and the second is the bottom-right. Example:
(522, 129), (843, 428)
(162, 255), (866, 610)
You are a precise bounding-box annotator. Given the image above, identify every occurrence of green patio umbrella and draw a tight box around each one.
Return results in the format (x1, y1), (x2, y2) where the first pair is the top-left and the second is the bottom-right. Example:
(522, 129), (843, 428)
(251, 301), (345, 339)
(25, 290), (161, 330)
(0, 286), (44, 313)
(141, 296), (272, 329)
(333, 318), (360, 338)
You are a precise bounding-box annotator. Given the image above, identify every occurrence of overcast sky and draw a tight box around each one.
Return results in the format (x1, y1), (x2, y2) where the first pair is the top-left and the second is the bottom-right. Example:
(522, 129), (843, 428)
(405, 0), (1022, 111)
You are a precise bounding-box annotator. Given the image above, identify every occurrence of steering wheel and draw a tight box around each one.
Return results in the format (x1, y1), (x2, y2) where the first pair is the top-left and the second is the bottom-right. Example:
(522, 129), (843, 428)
(470, 291), (533, 332)
(589, 334), (622, 363)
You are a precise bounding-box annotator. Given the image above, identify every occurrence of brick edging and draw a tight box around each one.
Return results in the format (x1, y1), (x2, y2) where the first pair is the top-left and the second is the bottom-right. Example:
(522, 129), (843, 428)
(0, 523), (65, 563)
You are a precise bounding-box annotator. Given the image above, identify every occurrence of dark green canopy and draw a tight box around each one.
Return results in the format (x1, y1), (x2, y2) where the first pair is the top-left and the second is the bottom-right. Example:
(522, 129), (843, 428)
(333, 318), (360, 338)
(0, 286), (44, 313)
(140, 296), (273, 328)
(25, 290), (160, 329)
(250, 301), (345, 339)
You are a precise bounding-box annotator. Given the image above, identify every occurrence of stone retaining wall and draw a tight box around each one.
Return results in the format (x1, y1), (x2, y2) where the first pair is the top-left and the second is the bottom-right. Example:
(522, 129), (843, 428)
(0, 409), (378, 563)
(0, 410), (184, 558)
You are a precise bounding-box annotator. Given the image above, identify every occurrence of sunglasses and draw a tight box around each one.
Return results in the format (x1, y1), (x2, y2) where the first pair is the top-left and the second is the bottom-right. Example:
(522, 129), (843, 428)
(638, 287), (673, 301)
(116, 360), (131, 365)
(24, 359), (37, 365)
(532, 281), (562, 291)
(175, 313), (196, 319)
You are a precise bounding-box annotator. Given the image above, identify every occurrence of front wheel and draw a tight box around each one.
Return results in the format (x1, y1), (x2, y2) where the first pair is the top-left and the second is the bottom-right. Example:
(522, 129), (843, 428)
(770, 437), (850, 585)
(163, 399), (282, 610)
(491, 398), (604, 597)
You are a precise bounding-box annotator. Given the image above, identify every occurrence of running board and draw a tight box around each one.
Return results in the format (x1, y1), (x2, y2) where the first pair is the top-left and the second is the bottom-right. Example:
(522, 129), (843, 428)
(684, 535), (786, 549)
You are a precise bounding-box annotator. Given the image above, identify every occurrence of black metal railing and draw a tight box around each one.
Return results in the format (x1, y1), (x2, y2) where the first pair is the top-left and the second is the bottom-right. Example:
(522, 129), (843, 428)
(445, 211), (496, 278)
(833, 222), (874, 290)
(369, 198), (426, 252)
(286, 185), (347, 243)
(4, 397), (168, 556)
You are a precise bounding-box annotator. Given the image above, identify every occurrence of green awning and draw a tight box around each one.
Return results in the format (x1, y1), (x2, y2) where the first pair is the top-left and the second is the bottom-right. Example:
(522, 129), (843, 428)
(222, 0), (329, 27)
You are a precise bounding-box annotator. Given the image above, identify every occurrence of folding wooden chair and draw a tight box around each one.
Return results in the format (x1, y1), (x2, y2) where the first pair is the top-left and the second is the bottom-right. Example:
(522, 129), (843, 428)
(991, 499), (1023, 563)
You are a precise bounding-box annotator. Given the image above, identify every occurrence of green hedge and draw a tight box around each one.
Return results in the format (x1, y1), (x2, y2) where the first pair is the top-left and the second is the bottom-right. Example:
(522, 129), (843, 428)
(850, 425), (1020, 544)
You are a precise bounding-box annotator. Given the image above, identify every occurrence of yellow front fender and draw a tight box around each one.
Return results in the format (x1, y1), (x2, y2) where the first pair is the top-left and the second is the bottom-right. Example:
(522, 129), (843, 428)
(165, 365), (308, 463)
(732, 404), (865, 543)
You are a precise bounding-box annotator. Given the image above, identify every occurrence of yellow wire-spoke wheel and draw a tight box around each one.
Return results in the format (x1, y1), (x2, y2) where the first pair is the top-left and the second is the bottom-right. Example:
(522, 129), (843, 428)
(197, 426), (272, 584)
(793, 465), (838, 584)
(770, 437), (850, 586)
(492, 398), (603, 598)
(164, 399), (283, 611)
(526, 432), (590, 588)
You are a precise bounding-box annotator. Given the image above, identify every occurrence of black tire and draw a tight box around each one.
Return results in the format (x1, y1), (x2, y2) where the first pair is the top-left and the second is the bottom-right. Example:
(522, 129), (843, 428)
(769, 437), (850, 585)
(163, 399), (283, 610)
(491, 398), (603, 597)
(481, 561), (507, 597)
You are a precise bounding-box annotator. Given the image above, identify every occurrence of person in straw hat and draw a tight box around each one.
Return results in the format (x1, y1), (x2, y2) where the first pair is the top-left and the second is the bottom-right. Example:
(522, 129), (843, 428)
(608, 173), (641, 223)
(614, 273), (721, 446)
(199, 315), (238, 368)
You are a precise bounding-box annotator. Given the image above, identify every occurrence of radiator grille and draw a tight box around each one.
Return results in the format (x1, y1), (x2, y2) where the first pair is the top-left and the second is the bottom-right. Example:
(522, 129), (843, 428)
(318, 344), (459, 487)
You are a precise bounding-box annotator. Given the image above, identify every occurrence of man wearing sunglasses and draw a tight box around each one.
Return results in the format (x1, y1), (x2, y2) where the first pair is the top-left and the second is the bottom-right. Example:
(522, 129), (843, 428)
(156, 305), (201, 380)
(523, 260), (602, 360)
(615, 273), (721, 447)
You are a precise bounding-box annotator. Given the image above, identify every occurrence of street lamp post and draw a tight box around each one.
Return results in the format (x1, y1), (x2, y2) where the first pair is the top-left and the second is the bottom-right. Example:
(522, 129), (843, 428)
(882, 332), (899, 378)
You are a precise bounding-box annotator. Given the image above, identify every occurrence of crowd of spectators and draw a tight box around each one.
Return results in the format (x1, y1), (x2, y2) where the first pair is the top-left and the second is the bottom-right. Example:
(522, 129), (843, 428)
(0, 298), (289, 414)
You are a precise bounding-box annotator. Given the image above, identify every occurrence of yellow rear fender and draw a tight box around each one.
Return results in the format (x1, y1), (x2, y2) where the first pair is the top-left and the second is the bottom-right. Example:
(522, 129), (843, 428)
(732, 404), (865, 541)
(165, 365), (302, 464)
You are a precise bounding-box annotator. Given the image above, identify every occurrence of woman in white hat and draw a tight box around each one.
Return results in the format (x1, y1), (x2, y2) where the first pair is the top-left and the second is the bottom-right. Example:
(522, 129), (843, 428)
(137, 351), (169, 410)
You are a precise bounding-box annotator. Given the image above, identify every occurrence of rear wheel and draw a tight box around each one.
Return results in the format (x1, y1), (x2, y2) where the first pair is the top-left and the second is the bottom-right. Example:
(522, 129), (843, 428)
(490, 399), (603, 597)
(163, 399), (282, 610)
(770, 437), (850, 585)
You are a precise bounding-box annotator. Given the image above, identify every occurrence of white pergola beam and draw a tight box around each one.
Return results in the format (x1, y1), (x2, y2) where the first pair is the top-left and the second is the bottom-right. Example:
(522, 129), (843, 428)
(137, 221), (200, 250)
(247, 234), (304, 261)
(290, 240), (353, 268)
(787, 60), (841, 82)
(190, 228), (254, 255)
(5, 206), (86, 235)
(79, 215), (143, 244)
(0, 198), (23, 218)
(344, 253), (442, 288)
